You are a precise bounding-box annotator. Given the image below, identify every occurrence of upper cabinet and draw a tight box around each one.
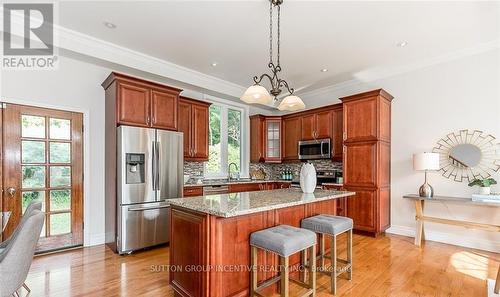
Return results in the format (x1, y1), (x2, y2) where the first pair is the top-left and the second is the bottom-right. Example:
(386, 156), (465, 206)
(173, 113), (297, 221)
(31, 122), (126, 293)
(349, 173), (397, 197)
(117, 81), (151, 127)
(151, 89), (178, 130)
(251, 103), (343, 163)
(282, 116), (301, 161)
(250, 115), (282, 163)
(264, 117), (282, 162)
(250, 115), (265, 163)
(102, 72), (181, 131)
(179, 97), (211, 161)
(342, 89), (392, 143)
(301, 110), (332, 140)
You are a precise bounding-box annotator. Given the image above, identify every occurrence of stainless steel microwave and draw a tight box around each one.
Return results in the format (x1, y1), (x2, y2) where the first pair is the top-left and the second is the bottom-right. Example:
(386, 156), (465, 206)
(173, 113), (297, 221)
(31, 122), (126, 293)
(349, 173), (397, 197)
(298, 138), (331, 160)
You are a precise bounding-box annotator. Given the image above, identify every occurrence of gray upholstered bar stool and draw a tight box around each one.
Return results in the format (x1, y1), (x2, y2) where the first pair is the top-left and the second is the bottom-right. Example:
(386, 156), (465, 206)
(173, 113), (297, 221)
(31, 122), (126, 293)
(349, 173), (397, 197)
(301, 215), (353, 295)
(250, 225), (317, 297)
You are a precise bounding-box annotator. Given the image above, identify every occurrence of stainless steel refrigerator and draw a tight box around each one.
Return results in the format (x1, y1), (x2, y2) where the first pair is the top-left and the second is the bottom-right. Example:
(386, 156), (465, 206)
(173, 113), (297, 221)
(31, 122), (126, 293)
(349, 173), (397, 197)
(115, 126), (183, 254)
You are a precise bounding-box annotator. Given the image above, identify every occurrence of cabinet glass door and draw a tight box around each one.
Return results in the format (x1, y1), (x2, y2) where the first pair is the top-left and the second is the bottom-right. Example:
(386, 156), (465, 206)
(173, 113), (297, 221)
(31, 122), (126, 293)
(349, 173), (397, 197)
(266, 121), (280, 159)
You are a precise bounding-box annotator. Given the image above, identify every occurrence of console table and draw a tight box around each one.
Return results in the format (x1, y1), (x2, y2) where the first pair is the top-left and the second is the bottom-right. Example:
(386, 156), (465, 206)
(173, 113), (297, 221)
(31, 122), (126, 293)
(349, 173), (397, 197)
(403, 194), (500, 293)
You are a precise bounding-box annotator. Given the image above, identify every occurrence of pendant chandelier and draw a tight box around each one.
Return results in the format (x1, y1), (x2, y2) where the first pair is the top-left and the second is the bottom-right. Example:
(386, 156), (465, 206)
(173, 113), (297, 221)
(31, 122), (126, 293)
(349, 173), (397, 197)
(240, 0), (305, 111)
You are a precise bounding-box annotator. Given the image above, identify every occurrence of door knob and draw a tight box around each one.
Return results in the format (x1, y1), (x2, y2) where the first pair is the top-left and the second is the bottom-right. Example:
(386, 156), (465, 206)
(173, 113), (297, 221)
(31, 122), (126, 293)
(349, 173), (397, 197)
(6, 187), (16, 197)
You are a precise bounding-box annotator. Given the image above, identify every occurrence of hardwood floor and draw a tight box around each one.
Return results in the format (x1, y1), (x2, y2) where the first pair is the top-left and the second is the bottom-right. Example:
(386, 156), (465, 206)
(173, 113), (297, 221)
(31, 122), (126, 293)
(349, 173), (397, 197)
(21, 234), (498, 297)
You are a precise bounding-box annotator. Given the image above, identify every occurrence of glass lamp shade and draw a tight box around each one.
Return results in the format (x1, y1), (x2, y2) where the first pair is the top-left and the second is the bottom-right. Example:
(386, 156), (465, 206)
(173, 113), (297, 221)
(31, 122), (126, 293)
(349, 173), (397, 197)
(240, 85), (272, 104)
(277, 95), (305, 111)
(413, 152), (440, 171)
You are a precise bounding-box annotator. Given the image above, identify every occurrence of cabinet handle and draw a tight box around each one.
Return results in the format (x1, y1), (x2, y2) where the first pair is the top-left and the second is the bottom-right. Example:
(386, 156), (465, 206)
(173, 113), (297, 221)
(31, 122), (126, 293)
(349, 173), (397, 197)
(147, 116), (150, 125)
(343, 132), (347, 140)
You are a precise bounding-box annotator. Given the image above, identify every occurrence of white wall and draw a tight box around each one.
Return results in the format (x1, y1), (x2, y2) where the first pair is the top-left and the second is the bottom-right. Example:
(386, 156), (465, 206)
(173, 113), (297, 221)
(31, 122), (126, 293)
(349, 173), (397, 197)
(300, 49), (500, 252)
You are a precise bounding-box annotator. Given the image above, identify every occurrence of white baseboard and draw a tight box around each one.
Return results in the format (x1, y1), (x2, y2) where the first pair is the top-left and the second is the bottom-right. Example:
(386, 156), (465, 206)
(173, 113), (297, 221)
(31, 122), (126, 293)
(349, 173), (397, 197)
(386, 225), (500, 253)
(85, 233), (105, 247)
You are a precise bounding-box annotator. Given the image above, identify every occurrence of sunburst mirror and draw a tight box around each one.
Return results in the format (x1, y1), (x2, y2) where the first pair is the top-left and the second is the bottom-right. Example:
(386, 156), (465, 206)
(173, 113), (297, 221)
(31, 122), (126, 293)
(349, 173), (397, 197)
(432, 130), (500, 182)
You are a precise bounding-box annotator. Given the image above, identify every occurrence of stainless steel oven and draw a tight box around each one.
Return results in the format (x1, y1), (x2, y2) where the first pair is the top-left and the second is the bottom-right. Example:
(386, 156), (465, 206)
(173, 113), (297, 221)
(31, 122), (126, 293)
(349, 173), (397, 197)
(298, 138), (331, 160)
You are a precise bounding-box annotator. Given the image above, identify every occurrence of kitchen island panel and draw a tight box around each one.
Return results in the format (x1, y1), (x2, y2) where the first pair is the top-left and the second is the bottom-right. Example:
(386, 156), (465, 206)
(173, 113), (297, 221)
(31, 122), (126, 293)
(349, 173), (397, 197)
(170, 190), (354, 297)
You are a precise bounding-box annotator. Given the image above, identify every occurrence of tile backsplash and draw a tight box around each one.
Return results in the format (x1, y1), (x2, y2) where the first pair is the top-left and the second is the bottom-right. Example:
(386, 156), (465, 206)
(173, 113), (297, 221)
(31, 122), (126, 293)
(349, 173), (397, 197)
(184, 160), (342, 181)
(250, 160), (342, 180)
(184, 161), (204, 178)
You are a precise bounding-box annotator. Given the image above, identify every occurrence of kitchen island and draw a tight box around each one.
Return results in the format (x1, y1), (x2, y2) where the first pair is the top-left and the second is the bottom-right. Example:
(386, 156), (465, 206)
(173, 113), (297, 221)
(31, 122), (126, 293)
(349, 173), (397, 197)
(168, 188), (355, 297)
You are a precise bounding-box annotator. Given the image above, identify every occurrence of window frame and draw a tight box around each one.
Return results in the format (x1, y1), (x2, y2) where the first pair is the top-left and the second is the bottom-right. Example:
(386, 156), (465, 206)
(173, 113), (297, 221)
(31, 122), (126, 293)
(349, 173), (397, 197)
(204, 97), (249, 179)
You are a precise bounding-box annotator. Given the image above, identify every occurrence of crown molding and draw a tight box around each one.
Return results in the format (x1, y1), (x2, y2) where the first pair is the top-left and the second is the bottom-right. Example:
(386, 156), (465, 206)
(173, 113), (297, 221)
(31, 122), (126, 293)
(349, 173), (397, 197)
(55, 25), (246, 98)
(298, 40), (500, 99)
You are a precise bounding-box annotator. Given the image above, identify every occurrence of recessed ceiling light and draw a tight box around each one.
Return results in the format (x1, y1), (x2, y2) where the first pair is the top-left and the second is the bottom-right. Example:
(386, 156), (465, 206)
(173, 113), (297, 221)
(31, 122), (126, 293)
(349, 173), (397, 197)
(321, 68), (328, 72)
(104, 21), (116, 29)
(397, 41), (408, 47)
(211, 62), (218, 67)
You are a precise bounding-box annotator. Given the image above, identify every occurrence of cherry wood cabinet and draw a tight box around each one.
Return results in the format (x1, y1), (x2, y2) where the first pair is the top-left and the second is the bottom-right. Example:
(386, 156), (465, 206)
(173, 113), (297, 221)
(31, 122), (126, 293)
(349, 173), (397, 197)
(250, 115), (265, 163)
(340, 89), (393, 236)
(178, 97), (211, 161)
(151, 89), (178, 130)
(250, 116), (282, 163)
(264, 118), (282, 162)
(301, 110), (332, 140)
(300, 114), (316, 140)
(116, 81), (151, 127)
(228, 183), (266, 193)
(332, 107), (343, 160)
(251, 103), (343, 163)
(282, 116), (301, 161)
(183, 186), (203, 197)
(103, 72), (181, 130)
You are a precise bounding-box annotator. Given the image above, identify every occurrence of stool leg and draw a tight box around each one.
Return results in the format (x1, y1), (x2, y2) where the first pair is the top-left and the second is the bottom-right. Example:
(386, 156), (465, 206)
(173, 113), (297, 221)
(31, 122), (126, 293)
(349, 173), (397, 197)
(309, 244), (317, 297)
(331, 235), (337, 295)
(320, 233), (325, 272)
(347, 229), (353, 280)
(280, 256), (289, 297)
(250, 246), (258, 297)
(301, 248), (308, 283)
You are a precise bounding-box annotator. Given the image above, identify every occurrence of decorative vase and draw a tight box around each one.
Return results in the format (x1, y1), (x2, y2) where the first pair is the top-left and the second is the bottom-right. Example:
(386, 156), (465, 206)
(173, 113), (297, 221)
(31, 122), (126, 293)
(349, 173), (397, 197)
(479, 186), (491, 195)
(300, 163), (317, 194)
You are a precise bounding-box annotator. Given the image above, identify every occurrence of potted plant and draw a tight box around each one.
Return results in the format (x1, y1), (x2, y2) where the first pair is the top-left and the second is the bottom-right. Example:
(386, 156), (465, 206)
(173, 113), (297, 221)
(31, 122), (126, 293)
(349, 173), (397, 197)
(468, 178), (497, 195)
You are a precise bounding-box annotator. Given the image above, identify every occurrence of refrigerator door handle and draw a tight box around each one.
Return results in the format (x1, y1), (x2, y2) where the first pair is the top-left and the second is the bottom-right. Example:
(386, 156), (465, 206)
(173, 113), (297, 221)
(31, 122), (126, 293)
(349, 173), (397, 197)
(151, 141), (156, 191)
(155, 141), (160, 191)
(128, 205), (170, 211)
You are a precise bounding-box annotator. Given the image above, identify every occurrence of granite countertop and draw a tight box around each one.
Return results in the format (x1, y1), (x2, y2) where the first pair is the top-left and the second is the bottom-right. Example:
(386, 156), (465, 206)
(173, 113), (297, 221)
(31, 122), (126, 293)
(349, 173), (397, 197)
(183, 179), (293, 187)
(168, 188), (355, 217)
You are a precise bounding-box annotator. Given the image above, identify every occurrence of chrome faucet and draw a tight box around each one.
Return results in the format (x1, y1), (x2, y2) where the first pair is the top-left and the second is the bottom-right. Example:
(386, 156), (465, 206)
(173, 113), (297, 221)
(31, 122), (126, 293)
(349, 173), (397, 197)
(228, 162), (239, 182)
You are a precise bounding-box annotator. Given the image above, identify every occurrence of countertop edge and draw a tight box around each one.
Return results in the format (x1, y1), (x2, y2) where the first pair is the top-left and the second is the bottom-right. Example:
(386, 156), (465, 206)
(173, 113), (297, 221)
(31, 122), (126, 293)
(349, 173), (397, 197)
(183, 180), (293, 187)
(169, 191), (356, 218)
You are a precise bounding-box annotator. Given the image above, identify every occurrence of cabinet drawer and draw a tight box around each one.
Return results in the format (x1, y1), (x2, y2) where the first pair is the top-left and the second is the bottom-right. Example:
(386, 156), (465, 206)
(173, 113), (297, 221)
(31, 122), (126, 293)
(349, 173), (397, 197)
(183, 186), (203, 197)
(229, 183), (264, 193)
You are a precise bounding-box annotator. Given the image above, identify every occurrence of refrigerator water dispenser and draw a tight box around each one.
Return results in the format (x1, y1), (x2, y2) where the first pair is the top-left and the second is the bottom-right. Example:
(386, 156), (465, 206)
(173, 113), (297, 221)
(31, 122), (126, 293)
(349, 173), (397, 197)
(126, 153), (145, 184)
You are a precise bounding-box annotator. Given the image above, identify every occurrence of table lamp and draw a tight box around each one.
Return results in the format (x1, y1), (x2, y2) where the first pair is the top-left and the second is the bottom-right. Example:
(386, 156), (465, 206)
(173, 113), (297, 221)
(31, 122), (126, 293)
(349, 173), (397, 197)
(413, 152), (440, 198)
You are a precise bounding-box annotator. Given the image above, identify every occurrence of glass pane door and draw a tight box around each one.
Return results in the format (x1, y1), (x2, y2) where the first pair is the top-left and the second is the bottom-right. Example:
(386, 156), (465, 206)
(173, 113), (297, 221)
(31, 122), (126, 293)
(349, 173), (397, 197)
(3, 104), (83, 252)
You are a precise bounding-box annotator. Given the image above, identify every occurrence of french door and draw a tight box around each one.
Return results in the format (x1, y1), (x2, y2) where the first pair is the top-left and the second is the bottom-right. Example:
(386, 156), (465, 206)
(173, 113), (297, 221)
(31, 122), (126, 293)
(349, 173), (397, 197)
(2, 103), (84, 252)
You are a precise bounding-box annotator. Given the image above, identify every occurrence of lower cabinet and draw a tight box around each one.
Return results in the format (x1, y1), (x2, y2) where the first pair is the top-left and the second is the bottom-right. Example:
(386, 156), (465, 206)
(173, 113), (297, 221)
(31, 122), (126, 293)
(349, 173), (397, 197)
(183, 186), (203, 197)
(345, 188), (379, 233)
(228, 183), (266, 193)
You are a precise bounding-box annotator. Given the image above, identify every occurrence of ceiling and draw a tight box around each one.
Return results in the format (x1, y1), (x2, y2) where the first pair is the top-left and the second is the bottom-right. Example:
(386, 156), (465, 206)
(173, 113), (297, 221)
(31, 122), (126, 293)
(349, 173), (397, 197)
(59, 1), (499, 95)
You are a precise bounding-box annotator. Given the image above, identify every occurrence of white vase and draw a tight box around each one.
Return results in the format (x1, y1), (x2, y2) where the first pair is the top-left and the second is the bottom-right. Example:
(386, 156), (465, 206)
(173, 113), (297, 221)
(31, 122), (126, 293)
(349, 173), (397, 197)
(479, 186), (491, 195)
(300, 163), (317, 194)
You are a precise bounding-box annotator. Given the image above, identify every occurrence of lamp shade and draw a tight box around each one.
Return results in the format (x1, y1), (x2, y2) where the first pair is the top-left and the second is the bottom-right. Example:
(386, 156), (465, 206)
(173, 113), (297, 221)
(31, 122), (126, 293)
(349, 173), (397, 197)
(413, 152), (440, 171)
(277, 95), (305, 111)
(240, 85), (272, 104)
